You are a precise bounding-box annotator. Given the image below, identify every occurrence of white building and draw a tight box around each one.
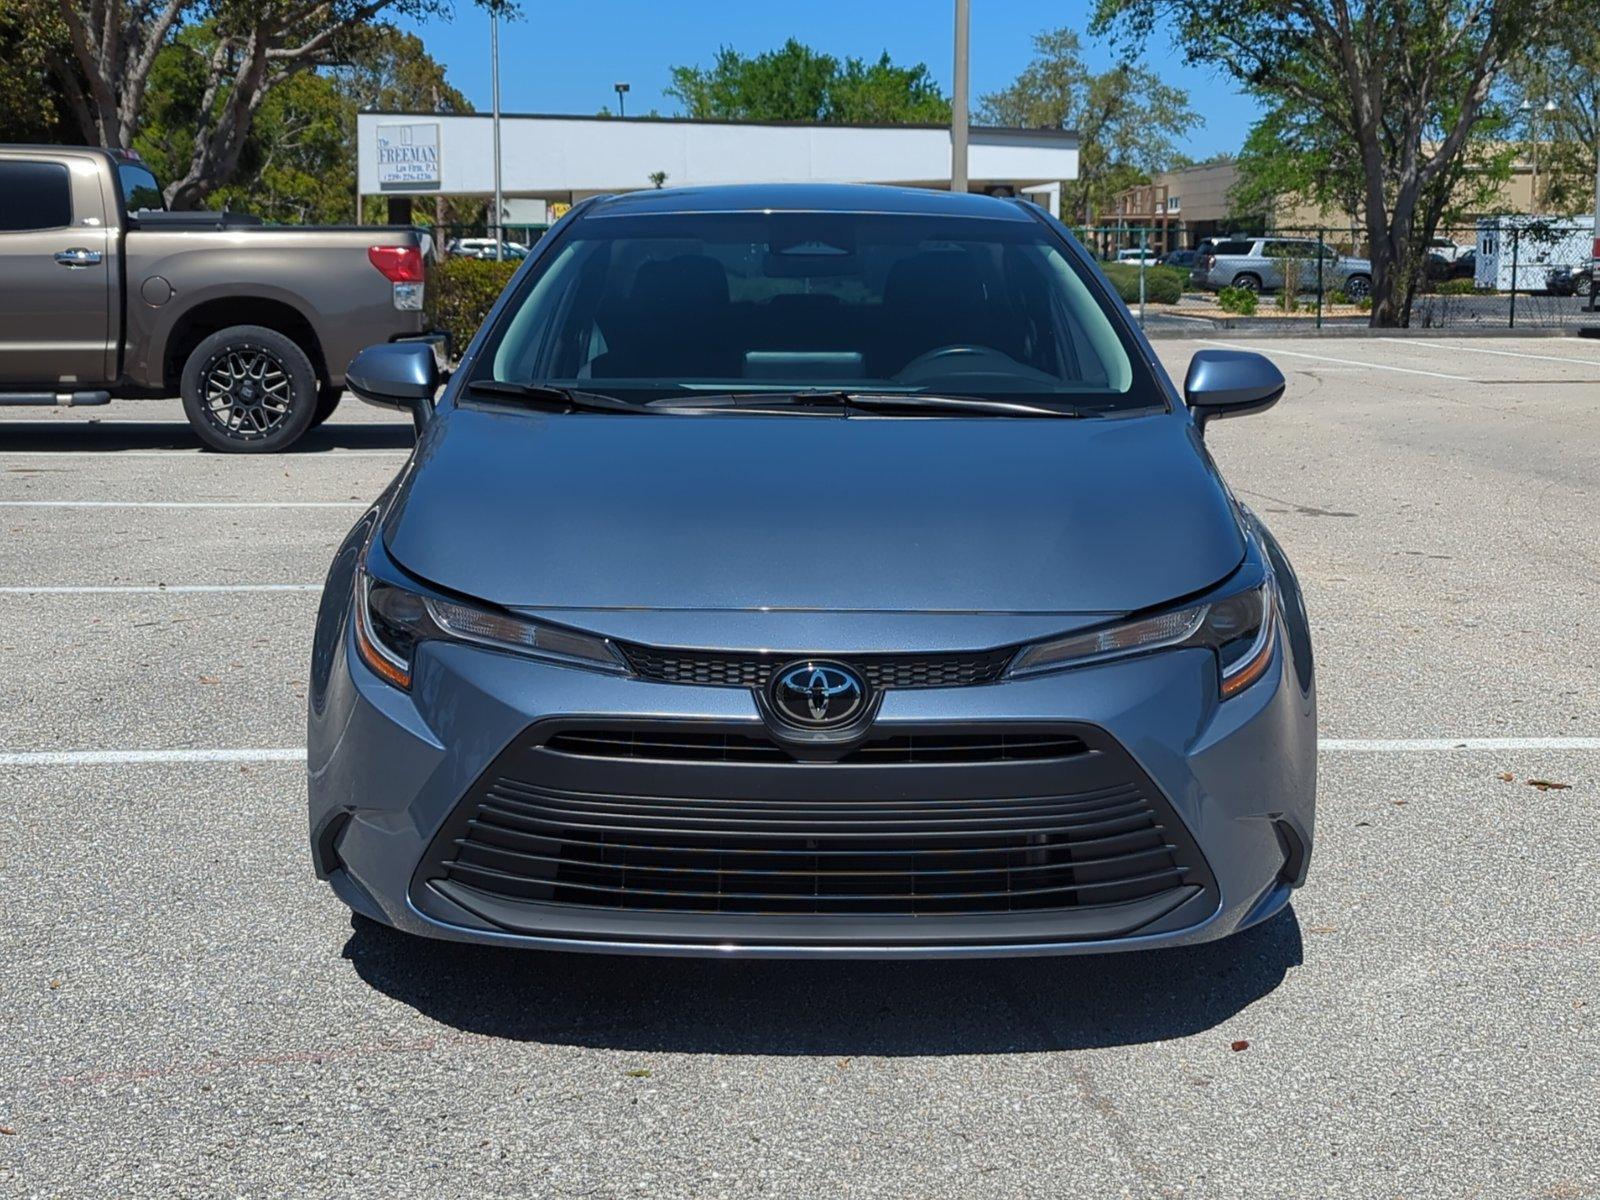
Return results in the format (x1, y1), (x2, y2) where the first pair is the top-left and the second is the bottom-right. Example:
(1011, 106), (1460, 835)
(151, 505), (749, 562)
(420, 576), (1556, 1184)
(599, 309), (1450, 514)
(1475, 215), (1595, 291)
(357, 111), (1078, 219)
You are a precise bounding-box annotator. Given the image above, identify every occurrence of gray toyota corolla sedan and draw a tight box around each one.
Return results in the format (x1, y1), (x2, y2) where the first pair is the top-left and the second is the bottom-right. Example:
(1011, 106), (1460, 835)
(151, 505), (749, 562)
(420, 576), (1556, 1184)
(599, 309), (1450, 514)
(309, 184), (1315, 958)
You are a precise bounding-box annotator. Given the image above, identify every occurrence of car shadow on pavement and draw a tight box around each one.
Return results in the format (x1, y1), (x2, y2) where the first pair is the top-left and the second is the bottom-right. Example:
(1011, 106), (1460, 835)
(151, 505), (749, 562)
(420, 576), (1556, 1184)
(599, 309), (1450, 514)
(0, 420), (414, 453)
(343, 907), (1302, 1055)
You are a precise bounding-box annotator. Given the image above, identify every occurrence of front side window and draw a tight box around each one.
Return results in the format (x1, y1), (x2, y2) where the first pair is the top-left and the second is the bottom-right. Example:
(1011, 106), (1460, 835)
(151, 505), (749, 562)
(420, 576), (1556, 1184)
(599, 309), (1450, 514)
(477, 210), (1161, 412)
(0, 161), (72, 232)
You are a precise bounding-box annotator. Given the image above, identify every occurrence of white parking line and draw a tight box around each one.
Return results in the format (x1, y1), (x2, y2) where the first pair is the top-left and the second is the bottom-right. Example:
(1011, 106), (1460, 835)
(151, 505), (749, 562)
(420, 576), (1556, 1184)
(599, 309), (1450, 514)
(0, 584), (321, 595)
(1403, 340), (1600, 370)
(0, 449), (408, 459)
(2, 737), (1596, 767)
(0, 500), (365, 509)
(1199, 340), (1476, 381)
(1320, 737), (1600, 751)
(0, 748), (307, 766)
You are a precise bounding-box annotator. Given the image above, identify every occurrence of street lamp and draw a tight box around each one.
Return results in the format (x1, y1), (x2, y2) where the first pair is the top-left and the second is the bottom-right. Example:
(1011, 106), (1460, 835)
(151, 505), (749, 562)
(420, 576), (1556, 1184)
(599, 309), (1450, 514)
(614, 82), (630, 119)
(1524, 98), (1558, 212)
(951, 0), (969, 192)
(491, 11), (504, 261)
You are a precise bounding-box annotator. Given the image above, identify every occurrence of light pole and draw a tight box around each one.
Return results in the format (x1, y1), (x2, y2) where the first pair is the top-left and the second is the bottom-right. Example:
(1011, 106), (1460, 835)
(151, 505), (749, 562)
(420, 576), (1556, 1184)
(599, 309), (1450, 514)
(951, 0), (969, 193)
(615, 82), (630, 118)
(490, 11), (504, 261)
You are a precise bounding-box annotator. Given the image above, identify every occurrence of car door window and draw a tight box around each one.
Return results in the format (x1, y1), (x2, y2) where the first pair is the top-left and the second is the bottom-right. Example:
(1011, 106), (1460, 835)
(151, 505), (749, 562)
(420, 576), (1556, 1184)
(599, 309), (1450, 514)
(0, 161), (72, 232)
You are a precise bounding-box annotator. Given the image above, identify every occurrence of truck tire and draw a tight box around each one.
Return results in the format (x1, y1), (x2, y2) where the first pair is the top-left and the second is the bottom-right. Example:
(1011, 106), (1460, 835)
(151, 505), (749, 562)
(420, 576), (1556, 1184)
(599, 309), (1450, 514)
(180, 325), (319, 453)
(1345, 274), (1372, 300)
(310, 383), (342, 428)
(1231, 272), (1263, 294)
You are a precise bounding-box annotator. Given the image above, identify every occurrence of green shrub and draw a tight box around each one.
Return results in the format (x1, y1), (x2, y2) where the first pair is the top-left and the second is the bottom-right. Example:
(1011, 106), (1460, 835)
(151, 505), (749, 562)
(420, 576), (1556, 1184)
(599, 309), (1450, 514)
(1101, 262), (1187, 305)
(426, 257), (521, 355)
(1356, 296), (1373, 312)
(1217, 286), (1258, 316)
(1435, 278), (1477, 296)
(1327, 288), (1350, 305)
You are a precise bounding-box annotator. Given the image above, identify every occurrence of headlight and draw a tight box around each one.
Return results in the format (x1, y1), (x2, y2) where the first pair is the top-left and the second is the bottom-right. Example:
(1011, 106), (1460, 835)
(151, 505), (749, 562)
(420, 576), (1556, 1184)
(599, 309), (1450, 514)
(1006, 574), (1276, 698)
(354, 570), (628, 689)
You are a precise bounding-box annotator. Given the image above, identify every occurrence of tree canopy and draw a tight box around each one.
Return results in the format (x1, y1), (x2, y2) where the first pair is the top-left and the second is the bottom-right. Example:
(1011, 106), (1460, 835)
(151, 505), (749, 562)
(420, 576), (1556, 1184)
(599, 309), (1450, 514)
(0, 0), (495, 208)
(667, 39), (950, 124)
(976, 27), (1200, 224)
(1092, 0), (1594, 326)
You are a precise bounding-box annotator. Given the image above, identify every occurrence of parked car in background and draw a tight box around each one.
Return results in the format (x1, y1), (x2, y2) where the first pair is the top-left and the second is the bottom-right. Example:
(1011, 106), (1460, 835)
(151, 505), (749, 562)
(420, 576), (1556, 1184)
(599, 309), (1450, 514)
(1195, 236), (1372, 299)
(1544, 258), (1600, 296)
(1163, 249), (1197, 270)
(447, 237), (531, 260)
(1114, 246), (1161, 265)
(1426, 248), (1476, 283)
(1427, 237), (1472, 264)
(311, 183), (1316, 960)
(0, 144), (436, 452)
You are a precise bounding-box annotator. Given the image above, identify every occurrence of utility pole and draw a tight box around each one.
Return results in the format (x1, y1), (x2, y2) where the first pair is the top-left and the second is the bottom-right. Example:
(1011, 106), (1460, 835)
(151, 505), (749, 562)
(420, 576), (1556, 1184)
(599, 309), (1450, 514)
(951, 0), (969, 193)
(615, 82), (630, 118)
(491, 10), (504, 261)
(1590, 95), (1600, 311)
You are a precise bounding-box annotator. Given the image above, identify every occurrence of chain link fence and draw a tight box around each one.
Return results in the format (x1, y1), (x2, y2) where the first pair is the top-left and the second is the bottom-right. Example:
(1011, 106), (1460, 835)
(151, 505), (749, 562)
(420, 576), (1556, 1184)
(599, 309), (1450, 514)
(1071, 222), (1600, 331)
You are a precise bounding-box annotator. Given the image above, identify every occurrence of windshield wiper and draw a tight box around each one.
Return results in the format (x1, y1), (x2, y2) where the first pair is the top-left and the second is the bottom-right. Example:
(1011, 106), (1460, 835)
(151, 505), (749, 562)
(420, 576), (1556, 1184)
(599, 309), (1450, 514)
(649, 390), (1085, 418)
(464, 380), (653, 414)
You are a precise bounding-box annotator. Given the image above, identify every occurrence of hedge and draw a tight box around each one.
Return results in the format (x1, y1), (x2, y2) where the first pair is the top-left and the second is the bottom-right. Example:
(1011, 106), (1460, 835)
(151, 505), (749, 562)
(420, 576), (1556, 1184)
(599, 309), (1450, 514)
(1101, 262), (1188, 305)
(427, 257), (520, 355)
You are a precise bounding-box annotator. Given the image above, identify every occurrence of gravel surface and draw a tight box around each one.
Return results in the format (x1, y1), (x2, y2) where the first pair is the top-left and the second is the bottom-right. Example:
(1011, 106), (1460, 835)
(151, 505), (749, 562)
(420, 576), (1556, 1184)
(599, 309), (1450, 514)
(2, 341), (1597, 1198)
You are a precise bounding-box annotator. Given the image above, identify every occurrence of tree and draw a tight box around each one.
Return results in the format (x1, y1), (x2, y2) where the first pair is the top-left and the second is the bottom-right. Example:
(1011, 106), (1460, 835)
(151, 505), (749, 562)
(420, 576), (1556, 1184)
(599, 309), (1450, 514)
(976, 28), (1199, 223)
(134, 22), (471, 226)
(6, 0), (496, 209)
(1093, 0), (1591, 327)
(667, 39), (950, 124)
(1506, 7), (1600, 214)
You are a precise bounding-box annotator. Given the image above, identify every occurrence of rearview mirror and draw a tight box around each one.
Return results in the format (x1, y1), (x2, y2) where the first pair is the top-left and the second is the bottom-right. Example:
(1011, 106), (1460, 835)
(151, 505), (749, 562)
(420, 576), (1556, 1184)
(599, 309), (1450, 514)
(1184, 349), (1285, 431)
(346, 342), (438, 434)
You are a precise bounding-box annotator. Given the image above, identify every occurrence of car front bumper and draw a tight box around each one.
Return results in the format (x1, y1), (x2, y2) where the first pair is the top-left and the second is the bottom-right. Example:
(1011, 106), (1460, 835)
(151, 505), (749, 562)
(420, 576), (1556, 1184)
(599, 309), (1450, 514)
(308, 593), (1317, 959)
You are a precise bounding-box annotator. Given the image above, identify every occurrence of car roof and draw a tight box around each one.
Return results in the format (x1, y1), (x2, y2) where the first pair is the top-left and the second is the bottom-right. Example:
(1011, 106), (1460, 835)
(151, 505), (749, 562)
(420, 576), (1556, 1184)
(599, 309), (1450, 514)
(583, 183), (1034, 222)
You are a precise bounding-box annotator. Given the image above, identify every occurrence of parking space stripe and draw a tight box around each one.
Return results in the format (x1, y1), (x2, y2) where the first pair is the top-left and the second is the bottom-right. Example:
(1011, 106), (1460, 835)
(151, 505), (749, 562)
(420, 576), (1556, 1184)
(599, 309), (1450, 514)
(0, 584), (321, 594)
(3, 737), (1597, 767)
(1403, 340), (1600, 369)
(0, 500), (365, 509)
(0, 748), (307, 766)
(1199, 340), (1476, 381)
(1320, 737), (1600, 751)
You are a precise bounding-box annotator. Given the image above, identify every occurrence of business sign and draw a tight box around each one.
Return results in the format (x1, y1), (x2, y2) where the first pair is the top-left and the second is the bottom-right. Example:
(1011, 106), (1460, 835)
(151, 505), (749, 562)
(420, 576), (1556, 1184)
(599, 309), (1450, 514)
(376, 123), (441, 187)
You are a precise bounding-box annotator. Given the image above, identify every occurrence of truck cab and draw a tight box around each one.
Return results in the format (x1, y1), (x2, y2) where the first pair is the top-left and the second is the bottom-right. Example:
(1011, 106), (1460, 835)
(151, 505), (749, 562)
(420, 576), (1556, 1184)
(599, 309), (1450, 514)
(0, 145), (435, 452)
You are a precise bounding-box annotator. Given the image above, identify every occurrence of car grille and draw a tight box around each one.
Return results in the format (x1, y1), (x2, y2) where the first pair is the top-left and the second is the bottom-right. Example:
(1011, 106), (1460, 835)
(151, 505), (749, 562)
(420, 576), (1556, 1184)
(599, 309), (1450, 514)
(418, 724), (1212, 920)
(615, 644), (1014, 690)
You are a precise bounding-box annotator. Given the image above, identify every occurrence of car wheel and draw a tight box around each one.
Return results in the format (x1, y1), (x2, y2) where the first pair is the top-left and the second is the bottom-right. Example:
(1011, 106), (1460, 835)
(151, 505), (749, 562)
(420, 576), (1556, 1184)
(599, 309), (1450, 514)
(1232, 273), (1262, 293)
(1345, 274), (1372, 300)
(310, 383), (342, 428)
(181, 325), (318, 453)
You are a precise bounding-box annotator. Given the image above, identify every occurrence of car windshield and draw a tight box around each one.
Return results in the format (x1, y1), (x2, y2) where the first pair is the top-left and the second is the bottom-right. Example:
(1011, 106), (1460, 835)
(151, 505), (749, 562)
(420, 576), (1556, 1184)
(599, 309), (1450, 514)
(473, 209), (1161, 413)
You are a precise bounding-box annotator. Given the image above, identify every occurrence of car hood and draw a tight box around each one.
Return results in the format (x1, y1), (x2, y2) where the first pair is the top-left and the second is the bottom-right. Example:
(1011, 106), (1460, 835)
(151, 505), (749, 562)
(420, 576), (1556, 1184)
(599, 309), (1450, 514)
(383, 402), (1245, 615)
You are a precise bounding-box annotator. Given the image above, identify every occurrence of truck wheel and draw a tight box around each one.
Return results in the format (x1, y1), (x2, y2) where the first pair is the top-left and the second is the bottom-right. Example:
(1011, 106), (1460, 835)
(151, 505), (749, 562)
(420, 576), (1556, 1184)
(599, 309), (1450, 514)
(310, 383), (342, 428)
(1231, 273), (1262, 293)
(1345, 274), (1372, 300)
(180, 325), (318, 453)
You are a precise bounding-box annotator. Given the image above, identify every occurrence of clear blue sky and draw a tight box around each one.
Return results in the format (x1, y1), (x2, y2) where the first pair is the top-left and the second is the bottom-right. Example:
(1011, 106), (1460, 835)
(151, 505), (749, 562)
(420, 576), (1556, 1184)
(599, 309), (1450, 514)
(396, 0), (1259, 160)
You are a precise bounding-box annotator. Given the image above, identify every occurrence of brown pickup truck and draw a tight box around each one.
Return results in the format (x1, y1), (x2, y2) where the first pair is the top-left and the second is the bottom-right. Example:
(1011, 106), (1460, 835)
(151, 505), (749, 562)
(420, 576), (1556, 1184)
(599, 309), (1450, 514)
(0, 145), (435, 452)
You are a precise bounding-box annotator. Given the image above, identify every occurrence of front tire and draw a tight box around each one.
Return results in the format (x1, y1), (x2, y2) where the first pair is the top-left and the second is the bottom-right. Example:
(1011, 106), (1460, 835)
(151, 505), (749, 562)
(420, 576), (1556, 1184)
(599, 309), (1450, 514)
(1344, 274), (1372, 300)
(1231, 272), (1262, 293)
(180, 325), (318, 453)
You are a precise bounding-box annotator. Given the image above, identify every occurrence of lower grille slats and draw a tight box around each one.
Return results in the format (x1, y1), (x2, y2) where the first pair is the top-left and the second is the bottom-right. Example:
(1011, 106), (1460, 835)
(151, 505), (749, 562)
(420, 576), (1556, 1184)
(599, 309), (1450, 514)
(425, 724), (1211, 919)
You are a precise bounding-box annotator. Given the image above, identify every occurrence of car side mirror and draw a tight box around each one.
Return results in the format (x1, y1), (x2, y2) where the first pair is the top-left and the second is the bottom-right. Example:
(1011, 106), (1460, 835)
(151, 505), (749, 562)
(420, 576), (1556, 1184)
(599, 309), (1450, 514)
(346, 342), (438, 435)
(1184, 349), (1285, 432)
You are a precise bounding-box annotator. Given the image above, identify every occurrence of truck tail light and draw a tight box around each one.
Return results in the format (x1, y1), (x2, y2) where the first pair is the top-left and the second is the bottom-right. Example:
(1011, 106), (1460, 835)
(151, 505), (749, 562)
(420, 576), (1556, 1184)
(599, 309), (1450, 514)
(368, 245), (424, 310)
(368, 245), (424, 283)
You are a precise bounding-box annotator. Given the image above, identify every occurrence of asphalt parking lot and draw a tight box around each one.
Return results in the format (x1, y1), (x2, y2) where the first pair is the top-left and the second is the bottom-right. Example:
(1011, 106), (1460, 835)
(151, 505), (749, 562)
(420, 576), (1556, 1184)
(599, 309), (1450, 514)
(2, 334), (1597, 1199)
